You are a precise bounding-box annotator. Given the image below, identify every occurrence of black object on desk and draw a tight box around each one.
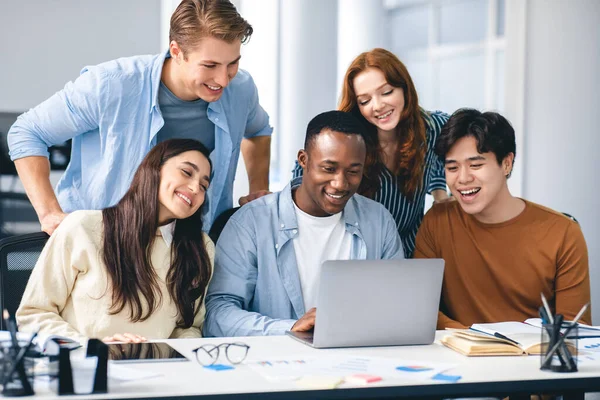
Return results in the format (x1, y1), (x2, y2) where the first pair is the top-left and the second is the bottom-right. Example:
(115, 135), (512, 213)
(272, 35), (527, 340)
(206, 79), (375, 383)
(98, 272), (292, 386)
(51, 338), (108, 395)
(0, 310), (35, 396)
(539, 296), (590, 373)
(540, 320), (578, 372)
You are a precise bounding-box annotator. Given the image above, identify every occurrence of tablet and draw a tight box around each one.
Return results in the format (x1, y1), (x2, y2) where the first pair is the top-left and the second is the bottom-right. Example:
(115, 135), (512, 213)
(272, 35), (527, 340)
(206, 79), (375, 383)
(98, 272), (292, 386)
(107, 342), (188, 363)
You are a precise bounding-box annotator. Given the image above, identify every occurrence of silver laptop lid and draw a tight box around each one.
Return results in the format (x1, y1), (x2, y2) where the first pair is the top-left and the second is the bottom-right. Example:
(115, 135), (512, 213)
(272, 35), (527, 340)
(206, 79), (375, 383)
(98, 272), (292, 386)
(312, 258), (444, 348)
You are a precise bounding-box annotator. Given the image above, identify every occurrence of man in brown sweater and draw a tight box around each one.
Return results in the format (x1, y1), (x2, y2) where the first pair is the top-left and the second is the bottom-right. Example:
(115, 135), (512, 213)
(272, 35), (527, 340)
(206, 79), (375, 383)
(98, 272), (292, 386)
(414, 109), (591, 329)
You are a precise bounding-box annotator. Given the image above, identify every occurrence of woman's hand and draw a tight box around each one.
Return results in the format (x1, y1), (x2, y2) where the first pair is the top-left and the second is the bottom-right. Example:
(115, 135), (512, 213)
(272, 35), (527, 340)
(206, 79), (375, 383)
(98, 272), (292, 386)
(102, 333), (147, 343)
(431, 189), (455, 203)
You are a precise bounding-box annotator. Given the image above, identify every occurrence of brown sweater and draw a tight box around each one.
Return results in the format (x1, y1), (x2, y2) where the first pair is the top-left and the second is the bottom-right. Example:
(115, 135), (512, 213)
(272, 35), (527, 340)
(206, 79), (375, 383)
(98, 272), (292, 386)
(414, 200), (591, 329)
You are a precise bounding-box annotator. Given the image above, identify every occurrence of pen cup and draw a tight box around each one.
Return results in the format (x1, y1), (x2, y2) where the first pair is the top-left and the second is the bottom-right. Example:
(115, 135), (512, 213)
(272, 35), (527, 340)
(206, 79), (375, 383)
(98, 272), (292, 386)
(0, 340), (35, 396)
(540, 322), (578, 373)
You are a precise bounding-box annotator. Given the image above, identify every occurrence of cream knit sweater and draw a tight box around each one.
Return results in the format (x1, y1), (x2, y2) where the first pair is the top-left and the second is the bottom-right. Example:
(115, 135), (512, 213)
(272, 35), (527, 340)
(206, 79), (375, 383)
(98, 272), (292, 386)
(16, 210), (214, 344)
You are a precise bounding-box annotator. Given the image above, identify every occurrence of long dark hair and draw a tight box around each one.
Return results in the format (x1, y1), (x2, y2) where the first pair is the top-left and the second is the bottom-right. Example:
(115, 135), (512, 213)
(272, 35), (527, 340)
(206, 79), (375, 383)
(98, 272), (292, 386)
(339, 48), (427, 200)
(102, 139), (213, 328)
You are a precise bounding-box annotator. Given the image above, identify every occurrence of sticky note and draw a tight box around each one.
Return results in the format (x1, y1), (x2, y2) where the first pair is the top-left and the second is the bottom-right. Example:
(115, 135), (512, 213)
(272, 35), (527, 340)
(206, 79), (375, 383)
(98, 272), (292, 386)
(396, 365), (434, 372)
(431, 372), (462, 383)
(344, 374), (382, 385)
(203, 364), (235, 371)
(295, 376), (343, 389)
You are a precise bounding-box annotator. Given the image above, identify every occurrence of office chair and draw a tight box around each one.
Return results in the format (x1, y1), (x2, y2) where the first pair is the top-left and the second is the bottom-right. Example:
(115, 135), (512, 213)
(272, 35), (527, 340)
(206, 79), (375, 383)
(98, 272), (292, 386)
(0, 232), (49, 329)
(208, 207), (240, 244)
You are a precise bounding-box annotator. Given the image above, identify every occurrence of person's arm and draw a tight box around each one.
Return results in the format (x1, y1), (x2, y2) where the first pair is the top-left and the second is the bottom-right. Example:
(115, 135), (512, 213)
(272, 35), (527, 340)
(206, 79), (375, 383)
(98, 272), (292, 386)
(171, 236), (215, 339)
(7, 67), (103, 234)
(240, 135), (271, 204)
(16, 215), (89, 344)
(431, 189), (449, 202)
(291, 308), (316, 332)
(413, 208), (465, 330)
(428, 157), (449, 203)
(380, 208), (405, 260)
(203, 217), (296, 337)
(436, 312), (468, 330)
(555, 222), (592, 324)
(427, 112), (450, 203)
(13, 157), (67, 235)
(238, 75), (273, 206)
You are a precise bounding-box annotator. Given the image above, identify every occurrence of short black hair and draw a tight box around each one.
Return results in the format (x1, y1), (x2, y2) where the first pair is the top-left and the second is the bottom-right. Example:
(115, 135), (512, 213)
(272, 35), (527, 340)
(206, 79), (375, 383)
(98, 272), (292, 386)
(304, 110), (367, 150)
(435, 108), (516, 174)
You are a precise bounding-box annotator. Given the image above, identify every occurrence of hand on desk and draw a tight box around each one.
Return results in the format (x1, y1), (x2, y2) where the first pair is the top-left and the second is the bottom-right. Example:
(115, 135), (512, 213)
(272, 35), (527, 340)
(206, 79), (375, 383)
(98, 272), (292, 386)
(102, 333), (147, 343)
(291, 308), (316, 332)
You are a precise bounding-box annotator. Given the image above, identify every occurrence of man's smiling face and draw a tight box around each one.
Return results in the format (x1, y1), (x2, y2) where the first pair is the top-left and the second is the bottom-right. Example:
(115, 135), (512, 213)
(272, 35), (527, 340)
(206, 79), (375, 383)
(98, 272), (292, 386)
(296, 130), (366, 217)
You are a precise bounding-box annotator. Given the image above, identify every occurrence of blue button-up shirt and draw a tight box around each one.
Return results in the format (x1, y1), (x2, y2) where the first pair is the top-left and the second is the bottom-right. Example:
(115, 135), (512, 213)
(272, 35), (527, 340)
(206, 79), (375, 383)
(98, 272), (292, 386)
(7, 52), (272, 229)
(204, 179), (404, 337)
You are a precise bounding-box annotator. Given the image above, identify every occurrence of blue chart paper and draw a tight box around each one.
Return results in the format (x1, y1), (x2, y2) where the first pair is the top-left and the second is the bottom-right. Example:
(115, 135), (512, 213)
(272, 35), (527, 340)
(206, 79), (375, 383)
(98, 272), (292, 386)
(204, 364), (235, 371)
(583, 343), (600, 350)
(247, 356), (457, 383)
(431, 372), (462, 383)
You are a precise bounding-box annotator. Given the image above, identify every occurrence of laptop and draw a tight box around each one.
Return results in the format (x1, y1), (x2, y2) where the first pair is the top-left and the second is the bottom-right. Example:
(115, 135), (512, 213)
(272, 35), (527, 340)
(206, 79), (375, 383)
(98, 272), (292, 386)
(286, 258), (444, 348)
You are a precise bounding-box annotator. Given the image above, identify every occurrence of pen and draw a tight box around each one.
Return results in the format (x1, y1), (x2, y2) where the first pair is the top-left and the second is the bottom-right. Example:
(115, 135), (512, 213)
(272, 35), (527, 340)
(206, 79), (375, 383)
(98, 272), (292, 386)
(541, 293), (554, 324)
(539, 306), (551, 324)
(552, 314), (570, 367)
(494, 332), (521, 347)
(570, 302), (590, 326)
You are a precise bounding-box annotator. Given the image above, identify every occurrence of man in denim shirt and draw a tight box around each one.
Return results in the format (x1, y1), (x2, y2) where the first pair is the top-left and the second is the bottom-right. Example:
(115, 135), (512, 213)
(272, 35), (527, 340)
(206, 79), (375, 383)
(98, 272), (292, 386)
(7, 0), (272, 235)
(204, 111), (403, 337)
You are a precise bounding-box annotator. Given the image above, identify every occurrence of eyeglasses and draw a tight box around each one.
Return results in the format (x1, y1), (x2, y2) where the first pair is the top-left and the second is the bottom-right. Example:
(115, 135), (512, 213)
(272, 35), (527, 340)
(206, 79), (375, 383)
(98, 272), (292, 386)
(191, 343), (250, 366)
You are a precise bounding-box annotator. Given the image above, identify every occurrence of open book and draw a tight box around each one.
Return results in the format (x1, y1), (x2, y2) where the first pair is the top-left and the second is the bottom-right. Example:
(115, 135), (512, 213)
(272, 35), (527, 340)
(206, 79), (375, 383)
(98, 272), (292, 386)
(524, 318), (600, 338)
(441, 321), (581, 356)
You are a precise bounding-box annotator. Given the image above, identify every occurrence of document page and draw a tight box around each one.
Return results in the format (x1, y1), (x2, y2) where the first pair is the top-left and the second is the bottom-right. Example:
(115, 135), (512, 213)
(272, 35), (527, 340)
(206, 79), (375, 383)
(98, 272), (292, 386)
(246, 355), (456, 383)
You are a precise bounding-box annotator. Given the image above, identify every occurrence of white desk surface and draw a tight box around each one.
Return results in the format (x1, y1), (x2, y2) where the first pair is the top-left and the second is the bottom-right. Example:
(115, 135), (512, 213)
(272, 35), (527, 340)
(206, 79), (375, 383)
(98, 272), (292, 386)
(31, 331), (600, 399)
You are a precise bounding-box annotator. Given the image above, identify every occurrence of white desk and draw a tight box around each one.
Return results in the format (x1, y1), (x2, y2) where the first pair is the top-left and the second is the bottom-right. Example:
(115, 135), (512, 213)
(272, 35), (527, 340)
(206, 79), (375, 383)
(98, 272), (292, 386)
(31, 332), (600, 399)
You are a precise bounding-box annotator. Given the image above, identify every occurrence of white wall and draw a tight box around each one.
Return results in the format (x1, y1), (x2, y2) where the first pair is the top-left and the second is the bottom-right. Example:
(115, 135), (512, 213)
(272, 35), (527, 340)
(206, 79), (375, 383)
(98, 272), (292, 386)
(0, 0), (162, 112)
(522, 0), (600, 323)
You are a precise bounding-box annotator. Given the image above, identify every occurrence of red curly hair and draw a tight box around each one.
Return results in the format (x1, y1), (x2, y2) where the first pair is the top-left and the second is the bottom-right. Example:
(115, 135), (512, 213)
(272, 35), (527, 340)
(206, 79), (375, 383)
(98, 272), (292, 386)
(339, 48), (427, 200)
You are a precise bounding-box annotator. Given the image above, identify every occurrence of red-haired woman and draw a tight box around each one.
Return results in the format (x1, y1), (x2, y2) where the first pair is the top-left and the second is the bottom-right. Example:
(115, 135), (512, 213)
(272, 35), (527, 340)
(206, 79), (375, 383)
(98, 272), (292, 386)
(294, 48), (450, 257)
(17, 139), (214, 344)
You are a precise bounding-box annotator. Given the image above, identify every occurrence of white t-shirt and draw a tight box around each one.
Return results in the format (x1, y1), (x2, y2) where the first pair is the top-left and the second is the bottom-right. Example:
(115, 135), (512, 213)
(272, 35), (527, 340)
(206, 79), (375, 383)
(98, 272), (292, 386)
(292, 203), (353, 311)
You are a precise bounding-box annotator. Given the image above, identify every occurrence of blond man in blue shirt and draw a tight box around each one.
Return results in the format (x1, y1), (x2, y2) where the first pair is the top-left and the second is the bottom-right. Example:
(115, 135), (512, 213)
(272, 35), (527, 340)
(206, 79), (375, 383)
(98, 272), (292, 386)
(8, 0), (272, 235)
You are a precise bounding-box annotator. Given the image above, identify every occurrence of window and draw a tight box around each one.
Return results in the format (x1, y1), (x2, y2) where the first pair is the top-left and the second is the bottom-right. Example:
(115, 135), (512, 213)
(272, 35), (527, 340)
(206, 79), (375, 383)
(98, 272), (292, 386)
(386, 0), (507, 113)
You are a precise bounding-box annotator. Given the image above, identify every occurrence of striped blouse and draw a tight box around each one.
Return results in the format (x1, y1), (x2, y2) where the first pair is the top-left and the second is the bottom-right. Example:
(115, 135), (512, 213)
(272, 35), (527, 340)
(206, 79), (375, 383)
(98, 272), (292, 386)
(292, 110), (449, 258)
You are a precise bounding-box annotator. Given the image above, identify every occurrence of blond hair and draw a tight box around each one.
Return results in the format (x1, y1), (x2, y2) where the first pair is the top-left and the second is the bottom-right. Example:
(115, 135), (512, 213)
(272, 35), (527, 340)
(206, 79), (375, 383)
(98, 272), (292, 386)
(170, 0), (253, 54)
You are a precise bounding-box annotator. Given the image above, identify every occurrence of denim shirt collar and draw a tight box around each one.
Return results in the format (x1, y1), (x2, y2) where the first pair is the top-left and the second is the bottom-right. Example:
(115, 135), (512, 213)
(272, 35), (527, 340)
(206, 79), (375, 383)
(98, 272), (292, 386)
(276, 178), (365, 253)
(150, 51), (168, 112)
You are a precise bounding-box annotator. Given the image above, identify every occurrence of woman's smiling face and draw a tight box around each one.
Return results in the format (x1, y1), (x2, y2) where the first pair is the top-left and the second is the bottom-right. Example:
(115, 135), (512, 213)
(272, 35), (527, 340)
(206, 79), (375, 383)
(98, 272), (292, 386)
(353, 67), (405, 135)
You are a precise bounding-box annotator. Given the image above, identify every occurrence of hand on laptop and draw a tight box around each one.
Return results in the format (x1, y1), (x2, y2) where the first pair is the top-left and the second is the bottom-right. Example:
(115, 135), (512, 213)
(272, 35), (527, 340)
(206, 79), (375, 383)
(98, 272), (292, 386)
(291, 308), (316, 332)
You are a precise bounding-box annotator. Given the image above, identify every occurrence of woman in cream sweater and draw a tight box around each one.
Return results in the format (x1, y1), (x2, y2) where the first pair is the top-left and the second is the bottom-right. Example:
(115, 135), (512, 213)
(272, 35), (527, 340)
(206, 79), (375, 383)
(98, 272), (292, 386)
(17, 139), (214, 344)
